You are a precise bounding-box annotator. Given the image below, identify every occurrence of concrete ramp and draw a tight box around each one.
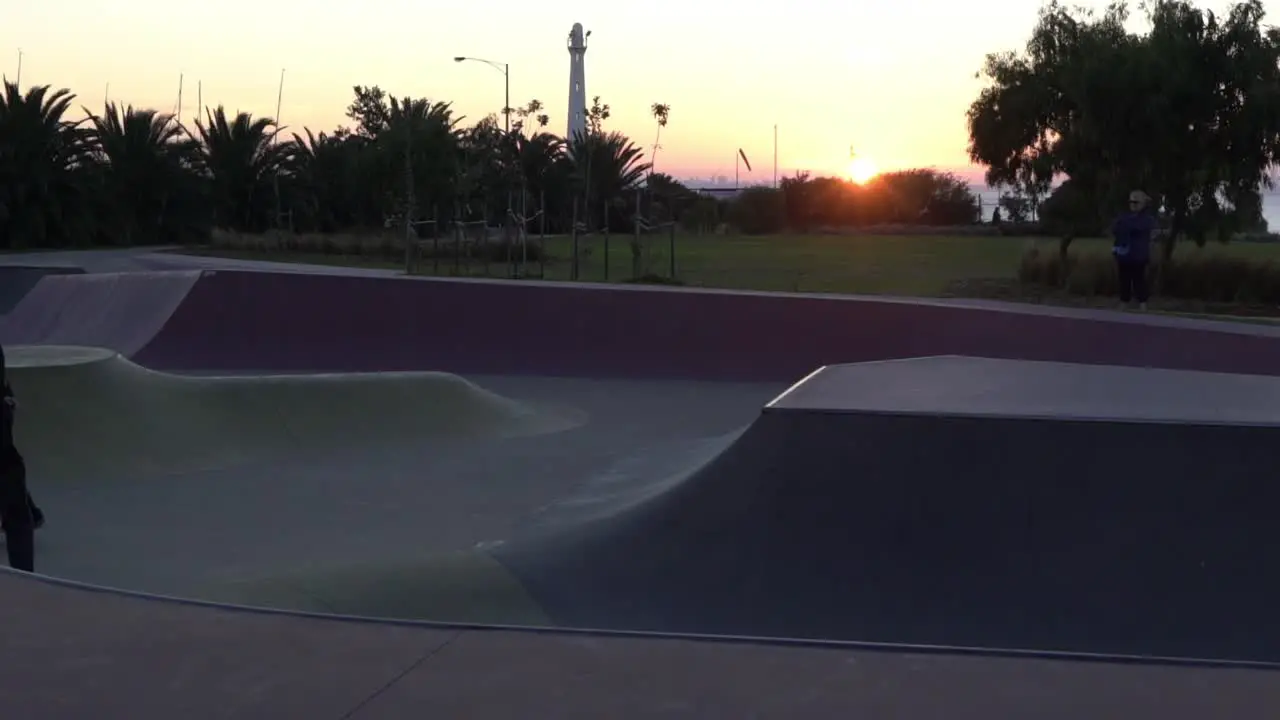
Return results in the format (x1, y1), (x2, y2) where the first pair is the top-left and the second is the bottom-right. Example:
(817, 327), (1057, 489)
(493, 357), (1280, 664)
(0, 265), (85, 314)
(6, 345), (577, 482)
(0, 271), (202, 355)
(129, 268), (1280, 381)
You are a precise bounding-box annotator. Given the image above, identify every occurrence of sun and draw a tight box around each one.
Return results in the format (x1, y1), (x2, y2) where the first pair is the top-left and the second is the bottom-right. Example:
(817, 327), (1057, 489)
(848, 157), (879, 185)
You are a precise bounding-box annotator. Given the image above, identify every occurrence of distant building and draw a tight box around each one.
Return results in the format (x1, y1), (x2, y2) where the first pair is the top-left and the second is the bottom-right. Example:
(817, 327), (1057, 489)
(694, 187), (746, 201)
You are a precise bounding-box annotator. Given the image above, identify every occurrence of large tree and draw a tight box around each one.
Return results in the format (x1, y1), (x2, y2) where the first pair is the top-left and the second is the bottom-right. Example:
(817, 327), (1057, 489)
(83, 103), (209, 244)
(967, 0), (1280, 258)
(0, 82), (91, 248)
(195, 106), (290, 231)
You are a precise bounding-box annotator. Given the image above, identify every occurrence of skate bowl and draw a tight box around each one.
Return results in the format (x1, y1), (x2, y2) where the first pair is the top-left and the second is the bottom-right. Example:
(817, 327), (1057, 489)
(202, 356), (1280, 664)
(7, 268), (1280, 668)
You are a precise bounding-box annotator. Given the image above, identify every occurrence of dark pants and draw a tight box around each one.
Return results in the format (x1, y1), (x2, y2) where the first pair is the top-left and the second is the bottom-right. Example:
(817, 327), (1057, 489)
(0, 448), (34, 572)
(1116, 259), (1149, 304)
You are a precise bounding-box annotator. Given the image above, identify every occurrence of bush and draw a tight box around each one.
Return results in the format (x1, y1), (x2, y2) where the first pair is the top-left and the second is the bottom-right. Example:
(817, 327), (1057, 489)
(727, 187), (785, 235)
(1018, 245), (1280, 305)
(208, 229), (544, 263)
(624, 273), (684, 286)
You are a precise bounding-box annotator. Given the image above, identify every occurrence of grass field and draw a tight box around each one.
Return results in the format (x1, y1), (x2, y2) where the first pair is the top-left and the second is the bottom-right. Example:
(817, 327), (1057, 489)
(186, 231), (1087, 294)
(182, 230), (1280, 303)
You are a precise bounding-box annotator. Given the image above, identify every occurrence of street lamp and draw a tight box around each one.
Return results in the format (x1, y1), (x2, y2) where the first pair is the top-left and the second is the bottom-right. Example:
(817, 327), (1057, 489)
(453, 55), (518, 275)
(453, 56), (509, 135)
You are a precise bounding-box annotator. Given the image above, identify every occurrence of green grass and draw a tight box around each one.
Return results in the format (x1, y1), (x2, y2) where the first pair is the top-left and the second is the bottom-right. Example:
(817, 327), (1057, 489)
(181, 232), (1078, 295)
(531, 232), (1040, 295)
(181, 231), (1280, 298)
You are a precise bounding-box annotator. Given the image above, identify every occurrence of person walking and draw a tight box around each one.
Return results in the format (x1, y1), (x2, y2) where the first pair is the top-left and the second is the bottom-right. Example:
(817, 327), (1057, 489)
(0, 344), (40, 572)
(1112, 190), (1159, 311)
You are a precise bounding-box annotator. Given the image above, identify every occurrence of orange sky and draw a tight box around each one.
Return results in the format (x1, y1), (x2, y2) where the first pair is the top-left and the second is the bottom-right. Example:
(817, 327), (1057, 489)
(3, 0), (1256, 183)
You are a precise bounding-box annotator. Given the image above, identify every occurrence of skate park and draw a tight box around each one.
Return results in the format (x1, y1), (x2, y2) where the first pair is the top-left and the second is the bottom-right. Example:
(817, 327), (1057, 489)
(3, 252), (1280, 717)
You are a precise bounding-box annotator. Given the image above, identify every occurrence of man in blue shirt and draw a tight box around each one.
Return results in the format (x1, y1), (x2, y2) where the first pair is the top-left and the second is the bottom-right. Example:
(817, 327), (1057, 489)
(1112, 190), (1159, 310)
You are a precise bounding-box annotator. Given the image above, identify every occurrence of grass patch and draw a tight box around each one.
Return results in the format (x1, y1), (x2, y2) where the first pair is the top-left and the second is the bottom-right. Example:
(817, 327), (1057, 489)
(999, 243), (1280, 318)
(174, 230), (1280, 320)
(186, 229), (1088, 295)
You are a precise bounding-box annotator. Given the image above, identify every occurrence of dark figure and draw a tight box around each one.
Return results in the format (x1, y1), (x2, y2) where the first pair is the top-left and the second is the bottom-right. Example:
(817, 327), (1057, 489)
(1112, 190), (1159, 310)
(0, 344), (41, 572)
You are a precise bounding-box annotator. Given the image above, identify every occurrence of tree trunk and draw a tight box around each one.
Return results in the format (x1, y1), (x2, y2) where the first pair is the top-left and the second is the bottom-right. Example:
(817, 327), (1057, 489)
(1058, 233), (1075, 289)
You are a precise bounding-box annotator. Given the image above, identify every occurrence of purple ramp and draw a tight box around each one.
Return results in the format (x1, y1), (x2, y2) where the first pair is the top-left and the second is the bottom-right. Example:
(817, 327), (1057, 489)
(493, 357), (1280, 663)
(135, 271), (1280, 380)
(1, 270), (204, 356)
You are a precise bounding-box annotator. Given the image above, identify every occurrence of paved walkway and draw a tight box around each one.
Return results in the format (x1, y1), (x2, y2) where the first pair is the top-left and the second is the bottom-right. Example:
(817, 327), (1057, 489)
(5, 572), (1277, 719)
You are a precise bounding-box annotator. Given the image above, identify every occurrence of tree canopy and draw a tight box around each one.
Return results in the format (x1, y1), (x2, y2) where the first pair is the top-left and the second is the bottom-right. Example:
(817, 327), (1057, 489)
(967, 0), (1280, 255)
(0, 77), (992, 250)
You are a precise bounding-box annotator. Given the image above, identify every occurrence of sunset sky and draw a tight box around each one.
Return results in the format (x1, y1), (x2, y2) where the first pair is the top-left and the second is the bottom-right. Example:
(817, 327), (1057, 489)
(3, 0), (1257, 184)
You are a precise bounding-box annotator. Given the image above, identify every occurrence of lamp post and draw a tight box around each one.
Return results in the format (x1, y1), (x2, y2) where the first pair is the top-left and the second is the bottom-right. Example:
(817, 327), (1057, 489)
(453, 56), (509, 136)
(454, 56), (517, 275)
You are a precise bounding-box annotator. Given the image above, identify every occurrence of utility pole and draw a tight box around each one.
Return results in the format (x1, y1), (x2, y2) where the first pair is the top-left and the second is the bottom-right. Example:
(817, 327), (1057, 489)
(773, 124), (778, 188)
(274, 68), (285, 134)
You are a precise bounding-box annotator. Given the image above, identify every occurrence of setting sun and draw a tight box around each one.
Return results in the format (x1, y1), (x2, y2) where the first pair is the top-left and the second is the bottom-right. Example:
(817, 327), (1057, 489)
(848, 157), (879, 184)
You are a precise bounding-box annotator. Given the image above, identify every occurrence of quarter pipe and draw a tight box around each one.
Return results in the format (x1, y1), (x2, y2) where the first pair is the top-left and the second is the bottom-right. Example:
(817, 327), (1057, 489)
(493, 357), (1280, 663)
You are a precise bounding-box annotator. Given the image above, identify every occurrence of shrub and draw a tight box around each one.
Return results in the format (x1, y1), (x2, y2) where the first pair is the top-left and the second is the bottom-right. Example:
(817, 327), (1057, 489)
(1018, 245), (1280, 305)
(208, 229), (544, 263)
(727, 187), (785, 235)
(624, 273), (683, 286)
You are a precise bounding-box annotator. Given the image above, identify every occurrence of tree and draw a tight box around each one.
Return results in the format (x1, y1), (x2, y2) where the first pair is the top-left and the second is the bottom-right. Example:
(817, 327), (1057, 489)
(874, 169), (980, 225)
(82, 103), (208, 244)
(195, 106), (290, 231)
(345, 85), (392, 138)
(571, 95), (624, 230)
(568, 130), (650, 230)
(284, 128), (375, 231)
(380, 96), (459, 225)
(0, 82), (90, 248)
(997, 192), (1032, 223)
(967, 0), (1280, 261)
(650, 103), (670, 175)
(585, 95), (610, 136)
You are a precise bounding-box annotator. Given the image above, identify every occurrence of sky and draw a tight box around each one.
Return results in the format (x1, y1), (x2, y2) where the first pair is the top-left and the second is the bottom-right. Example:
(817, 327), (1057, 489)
(3, 0), (1266, 185)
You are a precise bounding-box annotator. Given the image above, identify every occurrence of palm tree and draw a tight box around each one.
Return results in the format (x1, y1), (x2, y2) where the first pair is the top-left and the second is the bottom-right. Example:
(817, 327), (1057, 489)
(569, 131), (650, 198)
(285, 128), (375, 231)
(566, 131), (650, 232)
(380, 97), (460, 226)
(514, 130), (564, 224)
(0, 82), (90, 248)
(194, 106), (290, 231)
(82, 103), (207, 244)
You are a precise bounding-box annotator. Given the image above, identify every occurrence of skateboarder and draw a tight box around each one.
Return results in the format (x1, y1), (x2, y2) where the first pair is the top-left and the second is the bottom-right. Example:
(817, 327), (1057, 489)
(0, 344), (41, 572)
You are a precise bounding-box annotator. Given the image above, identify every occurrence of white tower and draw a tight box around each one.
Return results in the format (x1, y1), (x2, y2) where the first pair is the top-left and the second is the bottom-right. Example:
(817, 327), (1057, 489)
(567, 23), (589, 140)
